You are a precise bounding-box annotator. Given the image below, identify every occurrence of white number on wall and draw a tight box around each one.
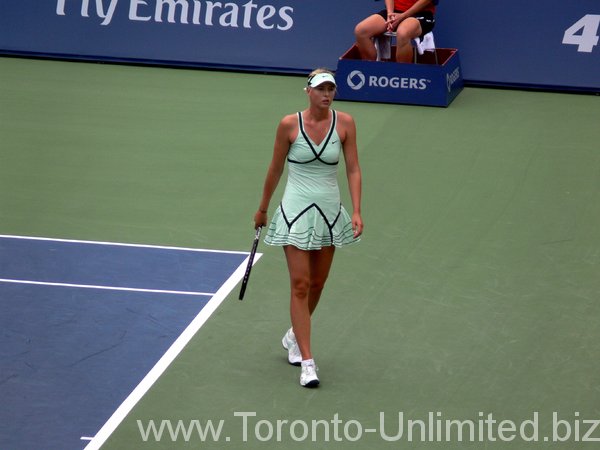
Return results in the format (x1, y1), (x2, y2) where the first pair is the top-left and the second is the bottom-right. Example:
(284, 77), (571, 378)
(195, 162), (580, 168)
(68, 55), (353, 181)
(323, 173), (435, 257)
(562, 15), (600, 52)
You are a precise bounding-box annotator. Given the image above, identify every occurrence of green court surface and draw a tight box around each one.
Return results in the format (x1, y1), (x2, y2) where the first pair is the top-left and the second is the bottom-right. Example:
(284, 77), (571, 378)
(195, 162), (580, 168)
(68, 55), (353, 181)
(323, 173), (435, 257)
(1, 56), (599, 449)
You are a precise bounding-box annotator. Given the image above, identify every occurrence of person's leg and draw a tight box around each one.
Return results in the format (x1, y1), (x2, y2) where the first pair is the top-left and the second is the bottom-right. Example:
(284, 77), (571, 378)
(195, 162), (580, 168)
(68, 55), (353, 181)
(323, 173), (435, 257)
(284, 245), (312, 360)
(354, 14), (388, 61)
(308, 246), (335, 315)
(394, 17), (422, 63)
(284, 245), (336, 360)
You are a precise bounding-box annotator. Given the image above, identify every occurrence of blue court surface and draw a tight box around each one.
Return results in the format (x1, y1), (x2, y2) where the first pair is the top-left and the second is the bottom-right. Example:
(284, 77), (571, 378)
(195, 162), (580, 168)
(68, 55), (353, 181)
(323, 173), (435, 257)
(0, 235), (256, 450)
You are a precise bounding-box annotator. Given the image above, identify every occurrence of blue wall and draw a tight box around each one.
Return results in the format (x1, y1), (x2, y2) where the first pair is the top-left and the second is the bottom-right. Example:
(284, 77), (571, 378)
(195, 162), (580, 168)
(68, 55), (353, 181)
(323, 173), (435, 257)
(1, 1), (598, 91)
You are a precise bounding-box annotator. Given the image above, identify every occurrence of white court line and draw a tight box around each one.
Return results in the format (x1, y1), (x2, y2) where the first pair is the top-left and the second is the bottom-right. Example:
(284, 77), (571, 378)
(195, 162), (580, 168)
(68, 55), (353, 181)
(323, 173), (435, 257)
(82, 252), (262, 450)
(0, 234), (247, 296)
(1, 233), (261, 447)
(0, 234), (247, 255)
(0, 279), (214, 297)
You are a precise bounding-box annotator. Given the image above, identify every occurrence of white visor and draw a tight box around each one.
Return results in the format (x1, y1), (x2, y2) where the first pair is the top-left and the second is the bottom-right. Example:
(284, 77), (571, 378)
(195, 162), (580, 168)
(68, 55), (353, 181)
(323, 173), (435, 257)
(307, 72), (336, 88)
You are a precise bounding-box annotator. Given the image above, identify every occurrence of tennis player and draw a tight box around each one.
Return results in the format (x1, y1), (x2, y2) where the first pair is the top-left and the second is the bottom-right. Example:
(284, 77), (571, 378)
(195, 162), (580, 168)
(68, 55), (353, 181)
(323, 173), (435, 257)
(253, 68), (363, 388)
(354, 0), (436, 63)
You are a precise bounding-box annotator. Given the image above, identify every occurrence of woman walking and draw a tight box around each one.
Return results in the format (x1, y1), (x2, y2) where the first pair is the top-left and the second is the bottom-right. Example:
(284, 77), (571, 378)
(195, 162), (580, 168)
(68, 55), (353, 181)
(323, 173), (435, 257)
(254, 68), (363, 387)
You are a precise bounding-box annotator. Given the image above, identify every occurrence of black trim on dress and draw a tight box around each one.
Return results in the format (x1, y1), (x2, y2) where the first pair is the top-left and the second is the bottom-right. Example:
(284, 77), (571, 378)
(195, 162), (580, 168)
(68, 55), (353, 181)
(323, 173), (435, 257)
(279, 202), (342, 244)
(288, 110), (339, 166)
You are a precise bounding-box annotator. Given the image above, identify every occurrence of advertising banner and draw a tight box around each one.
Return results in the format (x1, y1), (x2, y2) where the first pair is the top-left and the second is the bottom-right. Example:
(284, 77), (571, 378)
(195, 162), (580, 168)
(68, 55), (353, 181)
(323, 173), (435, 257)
(432, 1), (600, 91)
(1, 1), (598, 91)
(335, 46), (463, 107)
(0, 0), (372, 72)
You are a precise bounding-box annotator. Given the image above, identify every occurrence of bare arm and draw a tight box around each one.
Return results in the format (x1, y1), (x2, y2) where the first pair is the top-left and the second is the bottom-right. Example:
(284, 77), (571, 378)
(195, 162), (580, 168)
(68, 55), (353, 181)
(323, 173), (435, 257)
(253, 115), (294, 228)
(385, 0), (395, 15)
(338, 111), (363, 238)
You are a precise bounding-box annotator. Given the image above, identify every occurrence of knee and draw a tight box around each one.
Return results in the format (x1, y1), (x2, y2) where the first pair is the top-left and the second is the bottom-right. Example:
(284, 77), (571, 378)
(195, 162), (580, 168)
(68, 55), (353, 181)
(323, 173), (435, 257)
(354, 21), (373, 40)
(395, 28), (412, 45)
(396, 19), (421, 42)
(290, 277), (310, 300)
(309, 278), (326, 296)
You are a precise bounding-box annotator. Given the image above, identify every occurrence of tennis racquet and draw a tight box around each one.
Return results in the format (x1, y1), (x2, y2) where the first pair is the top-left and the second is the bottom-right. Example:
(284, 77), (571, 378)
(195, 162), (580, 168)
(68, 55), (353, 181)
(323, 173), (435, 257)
(238, 226), (262, 300)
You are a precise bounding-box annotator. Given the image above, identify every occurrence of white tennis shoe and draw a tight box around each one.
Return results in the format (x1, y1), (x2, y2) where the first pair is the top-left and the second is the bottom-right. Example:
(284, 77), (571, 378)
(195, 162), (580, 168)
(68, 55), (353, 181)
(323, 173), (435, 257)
(281, 328), (302, 366)
(300, 360), (319, 388)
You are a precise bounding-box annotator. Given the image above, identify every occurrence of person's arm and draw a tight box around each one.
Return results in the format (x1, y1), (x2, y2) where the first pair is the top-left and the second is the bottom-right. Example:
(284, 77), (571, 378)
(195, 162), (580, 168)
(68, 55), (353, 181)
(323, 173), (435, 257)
(338, 112), (363, 238)
(385, 0), (396, 30)
(385, 0), (395, 16)
(253, 115), (293, 228)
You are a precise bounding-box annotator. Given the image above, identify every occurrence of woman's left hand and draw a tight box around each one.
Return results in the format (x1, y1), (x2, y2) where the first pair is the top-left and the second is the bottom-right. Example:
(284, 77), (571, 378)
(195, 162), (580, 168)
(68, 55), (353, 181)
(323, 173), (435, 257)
(387, 14), (403, 32)
(352, 212), (363, 238)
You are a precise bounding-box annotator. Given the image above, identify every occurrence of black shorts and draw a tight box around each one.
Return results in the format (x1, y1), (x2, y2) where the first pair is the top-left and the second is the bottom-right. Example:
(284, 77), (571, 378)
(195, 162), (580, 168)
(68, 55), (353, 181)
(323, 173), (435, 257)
(377, 9), (435, 36)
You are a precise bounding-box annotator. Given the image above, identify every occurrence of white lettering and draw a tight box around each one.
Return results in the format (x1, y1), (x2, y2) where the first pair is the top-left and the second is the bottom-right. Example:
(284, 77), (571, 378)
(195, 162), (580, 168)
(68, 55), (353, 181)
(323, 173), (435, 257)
(128, 411), (598, 444)
(242, 0), (258, 28)
(234, 411), (256, 442)
(192, 0), (202, 24)
(81, 0), (91, 17)
(367, 75), (428, 90)
(99, 0), (119, 26)
(520, 412), (539, 442)
(582, 419), (600, 442)
(255, 419), (274, 442)
(278, 6), (293, 31)
(129, 0), (151, 21)
(219, 3), (238, 27)
(155, 0), (189, 24)
(275, 419), (289, 442)
(343, 419), (363, 442)
(445, 419), (475, 442)
(289, 420), (309, 442)
(55, 0), (119, 24)
(256, 5), (276, 29)
(379, 412), (404, 442)
(204, 1), (221, 26)
(497, 420), (516, 442)
(446, 67), (460, 91)
(311, 419), (330, 442)
(136, 419), (225, 442)
(56, 0), (295, 31)
(331, 413), (344, 441)
(562, 15), (600, 53)
(56, 0), (67, 15)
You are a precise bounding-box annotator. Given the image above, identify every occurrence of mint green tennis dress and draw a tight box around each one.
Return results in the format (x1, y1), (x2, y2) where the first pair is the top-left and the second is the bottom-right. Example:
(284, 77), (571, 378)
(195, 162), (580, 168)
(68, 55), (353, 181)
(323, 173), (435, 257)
(264, 110), (359, 250)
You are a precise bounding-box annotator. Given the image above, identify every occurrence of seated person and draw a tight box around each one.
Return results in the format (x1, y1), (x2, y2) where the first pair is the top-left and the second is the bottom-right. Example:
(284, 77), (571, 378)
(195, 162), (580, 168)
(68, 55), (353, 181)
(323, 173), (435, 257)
(354, 0), (436, 63)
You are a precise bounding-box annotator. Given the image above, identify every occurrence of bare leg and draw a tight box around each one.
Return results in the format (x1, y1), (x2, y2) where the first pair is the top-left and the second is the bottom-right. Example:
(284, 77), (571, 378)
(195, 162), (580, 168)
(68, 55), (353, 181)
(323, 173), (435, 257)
(354, 14), (388, 61)
(395, 17), (422, 63)
(284, 245), (335, 360)
(308, 246), (335, 315)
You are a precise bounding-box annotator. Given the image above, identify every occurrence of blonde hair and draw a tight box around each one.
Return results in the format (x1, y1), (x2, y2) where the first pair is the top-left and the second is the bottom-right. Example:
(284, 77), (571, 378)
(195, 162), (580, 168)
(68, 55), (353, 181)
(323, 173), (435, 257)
(308, 67), (334, 79)
(305, 68), (335, 92)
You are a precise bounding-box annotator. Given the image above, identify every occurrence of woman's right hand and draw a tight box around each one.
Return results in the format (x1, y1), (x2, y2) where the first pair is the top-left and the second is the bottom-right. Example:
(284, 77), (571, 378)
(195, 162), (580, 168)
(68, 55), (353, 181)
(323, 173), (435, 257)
(254, 210), (268, 229)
